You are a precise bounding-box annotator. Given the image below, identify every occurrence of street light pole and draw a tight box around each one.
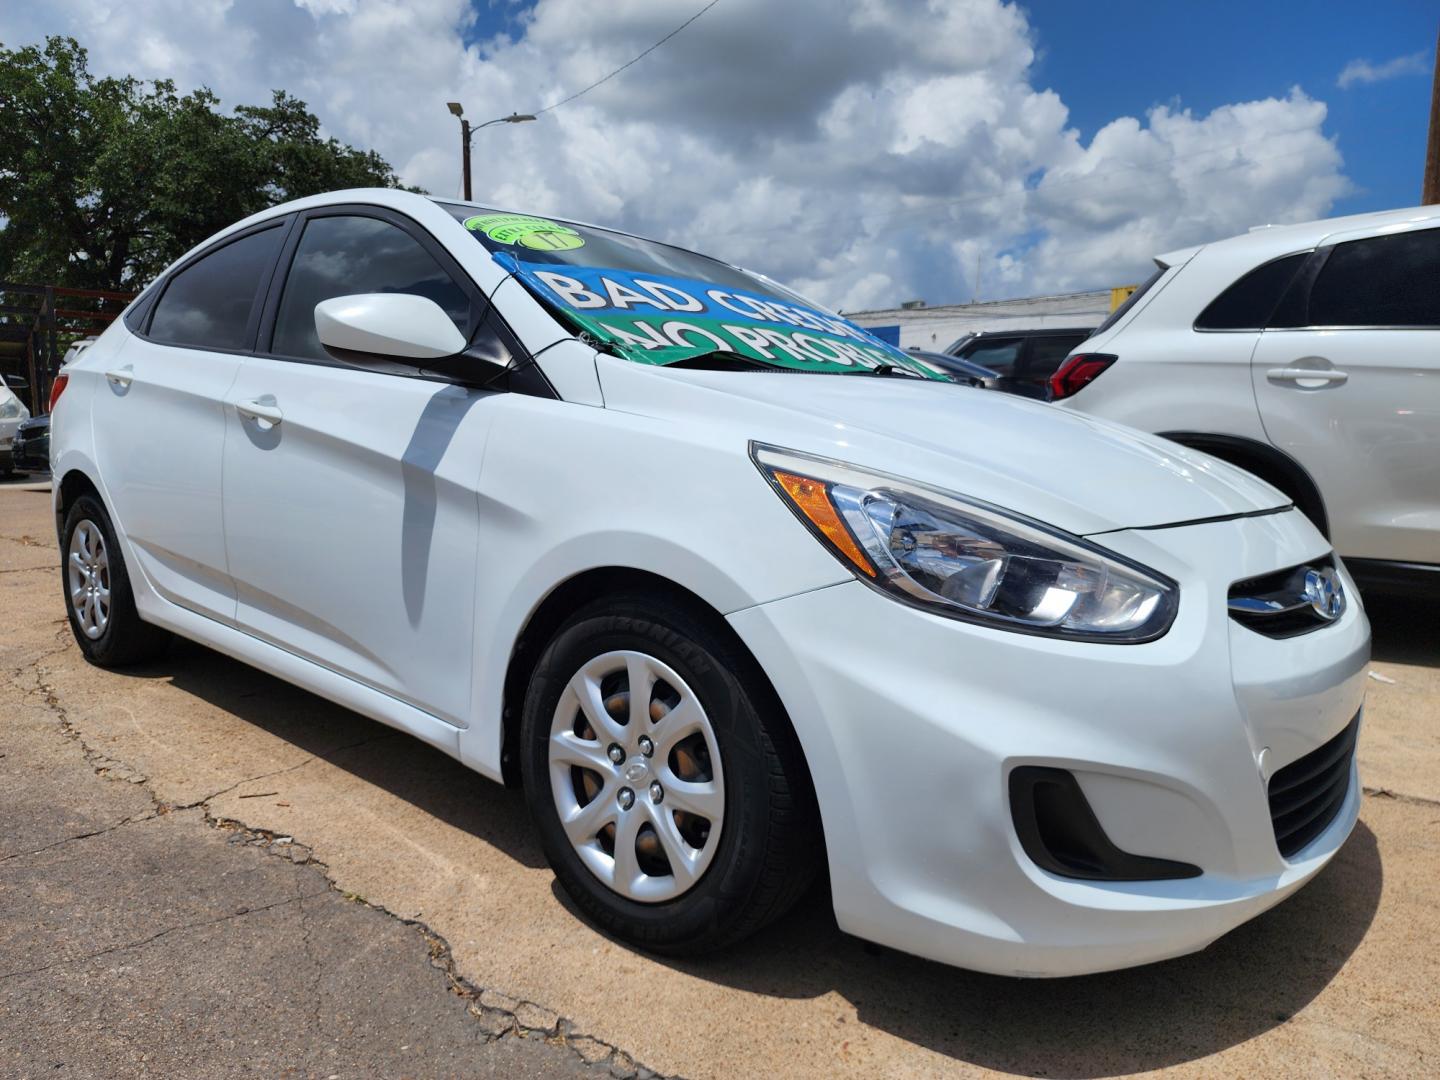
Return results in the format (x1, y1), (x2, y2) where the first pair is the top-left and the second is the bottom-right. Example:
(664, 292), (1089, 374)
(447, 103), (536, 201)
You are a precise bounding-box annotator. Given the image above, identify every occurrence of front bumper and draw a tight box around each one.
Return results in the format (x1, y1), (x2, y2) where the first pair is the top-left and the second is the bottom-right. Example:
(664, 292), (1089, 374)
(728, 509), (1369, 976)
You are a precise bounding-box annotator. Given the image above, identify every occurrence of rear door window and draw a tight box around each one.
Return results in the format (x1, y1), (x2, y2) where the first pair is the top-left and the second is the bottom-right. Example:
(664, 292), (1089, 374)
(959, 337), (1023, 376)
(1306, 229), (1440, 328)
(1196, 253), (1309, 331)
(148, 226), (286, 351)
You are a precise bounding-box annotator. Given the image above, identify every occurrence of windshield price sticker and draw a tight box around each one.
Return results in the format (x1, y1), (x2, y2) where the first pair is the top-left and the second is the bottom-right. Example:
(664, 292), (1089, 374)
(463, 214), (586, 252)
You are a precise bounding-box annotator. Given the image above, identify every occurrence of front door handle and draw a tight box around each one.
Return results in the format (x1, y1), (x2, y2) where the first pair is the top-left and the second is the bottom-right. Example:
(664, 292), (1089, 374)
(104, 366), (133, 389)
(1266, 367), (1348, 387)
(235, 397), (284, 426)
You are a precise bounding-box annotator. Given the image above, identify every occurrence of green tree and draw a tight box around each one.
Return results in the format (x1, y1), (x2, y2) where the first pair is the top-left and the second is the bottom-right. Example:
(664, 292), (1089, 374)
(0, 36), (415, 291)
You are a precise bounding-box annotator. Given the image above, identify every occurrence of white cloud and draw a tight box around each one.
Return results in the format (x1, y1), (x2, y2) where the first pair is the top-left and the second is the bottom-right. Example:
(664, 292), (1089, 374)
(1, 0), (1352, 310)
(1028, 89), (1350, 292)
(1337, 51), (1430, 89)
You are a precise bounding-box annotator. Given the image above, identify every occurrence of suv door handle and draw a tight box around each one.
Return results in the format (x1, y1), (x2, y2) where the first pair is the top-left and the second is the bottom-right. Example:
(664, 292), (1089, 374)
(1266, 367), (1348, 386)
(235, 398), (284, 426)
(104, 366), (133, 388)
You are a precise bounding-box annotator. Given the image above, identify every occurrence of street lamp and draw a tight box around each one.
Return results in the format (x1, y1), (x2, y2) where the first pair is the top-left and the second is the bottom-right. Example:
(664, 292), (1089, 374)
(446, 102), (536, 201)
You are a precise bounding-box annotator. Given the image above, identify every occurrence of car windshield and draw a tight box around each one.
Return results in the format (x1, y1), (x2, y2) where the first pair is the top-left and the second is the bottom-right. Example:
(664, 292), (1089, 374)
(438, 202), (939, 379)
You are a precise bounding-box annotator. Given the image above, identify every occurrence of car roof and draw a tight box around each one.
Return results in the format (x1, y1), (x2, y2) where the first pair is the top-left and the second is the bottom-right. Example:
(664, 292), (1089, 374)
(1156, 205), (1440, 266)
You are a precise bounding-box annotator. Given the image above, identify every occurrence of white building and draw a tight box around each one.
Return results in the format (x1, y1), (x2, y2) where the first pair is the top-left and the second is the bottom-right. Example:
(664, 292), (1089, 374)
(845, 289), (1117, 352)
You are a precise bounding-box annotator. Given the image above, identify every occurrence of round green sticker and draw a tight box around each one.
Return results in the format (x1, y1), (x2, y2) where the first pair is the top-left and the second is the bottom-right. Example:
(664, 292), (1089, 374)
(463, 213), (584, 252)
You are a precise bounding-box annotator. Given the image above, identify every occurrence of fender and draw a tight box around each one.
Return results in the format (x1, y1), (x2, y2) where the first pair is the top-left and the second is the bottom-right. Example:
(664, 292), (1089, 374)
(1158, 431), (1329, 540)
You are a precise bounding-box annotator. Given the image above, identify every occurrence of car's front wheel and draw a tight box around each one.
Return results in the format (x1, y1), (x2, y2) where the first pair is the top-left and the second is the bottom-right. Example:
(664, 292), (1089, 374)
(61, 494), (171, 666)
(520, 594), (818, 954)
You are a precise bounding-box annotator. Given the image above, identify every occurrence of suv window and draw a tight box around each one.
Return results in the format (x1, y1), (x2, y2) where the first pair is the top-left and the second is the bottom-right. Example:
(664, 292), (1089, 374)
(1306, 229), (1440, 328)
(272, 214), (474, 361)
(959, 337), (1022, 376)
(1195, 253), (1308, 331)
(148, 226), (285, 350)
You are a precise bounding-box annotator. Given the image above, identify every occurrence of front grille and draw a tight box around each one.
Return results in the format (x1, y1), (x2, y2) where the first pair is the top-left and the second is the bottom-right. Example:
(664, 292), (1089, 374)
(1268, 713), (1359, 858)
(1228, 554), (1344, 638)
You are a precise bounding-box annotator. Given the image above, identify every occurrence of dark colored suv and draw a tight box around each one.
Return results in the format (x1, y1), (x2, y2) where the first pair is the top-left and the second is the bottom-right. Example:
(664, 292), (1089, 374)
(944, 328), (1095, 400)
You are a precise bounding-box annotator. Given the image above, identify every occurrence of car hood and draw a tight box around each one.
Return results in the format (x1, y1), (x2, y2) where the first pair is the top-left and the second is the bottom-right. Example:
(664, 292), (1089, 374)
(595, 358), (1290, 537)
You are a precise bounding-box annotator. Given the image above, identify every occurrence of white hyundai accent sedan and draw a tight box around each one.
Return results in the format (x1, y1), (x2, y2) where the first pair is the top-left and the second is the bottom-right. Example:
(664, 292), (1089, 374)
(50, 189), (1369, 976)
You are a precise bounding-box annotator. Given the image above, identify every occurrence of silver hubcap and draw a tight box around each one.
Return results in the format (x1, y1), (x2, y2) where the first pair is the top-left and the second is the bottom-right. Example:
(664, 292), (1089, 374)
(67, 519), (111, 640)
(548, 650), (725, 903)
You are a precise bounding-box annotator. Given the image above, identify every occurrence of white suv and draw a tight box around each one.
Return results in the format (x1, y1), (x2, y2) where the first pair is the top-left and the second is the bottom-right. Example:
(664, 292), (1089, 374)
(1049, 207), (1440, 598)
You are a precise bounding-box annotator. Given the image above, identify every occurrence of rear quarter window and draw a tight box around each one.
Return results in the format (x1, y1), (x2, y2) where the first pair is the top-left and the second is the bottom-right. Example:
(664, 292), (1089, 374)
(1195, 252), (1308, 331)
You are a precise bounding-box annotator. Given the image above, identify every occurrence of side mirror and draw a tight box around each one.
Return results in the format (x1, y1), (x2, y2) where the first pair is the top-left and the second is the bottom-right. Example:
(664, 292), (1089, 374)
(315, 293), (468, 361)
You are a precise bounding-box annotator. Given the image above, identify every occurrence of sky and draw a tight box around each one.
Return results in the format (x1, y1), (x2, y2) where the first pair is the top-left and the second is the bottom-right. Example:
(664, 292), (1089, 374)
(2, 0), (1435, 312)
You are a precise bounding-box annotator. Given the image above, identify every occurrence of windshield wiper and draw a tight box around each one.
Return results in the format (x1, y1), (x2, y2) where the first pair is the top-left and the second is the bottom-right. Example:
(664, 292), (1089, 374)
(661, 350), (944, 380)
(663, 350), (810, 373)
(841, 362), (945, 381)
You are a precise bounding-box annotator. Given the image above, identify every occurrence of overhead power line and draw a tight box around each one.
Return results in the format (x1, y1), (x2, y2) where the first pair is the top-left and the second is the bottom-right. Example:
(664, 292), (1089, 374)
(534, 0), (722, 115)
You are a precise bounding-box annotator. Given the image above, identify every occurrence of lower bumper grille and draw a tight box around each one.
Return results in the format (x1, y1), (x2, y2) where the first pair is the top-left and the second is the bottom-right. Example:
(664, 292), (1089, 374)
(1268, 713), (1359, 858)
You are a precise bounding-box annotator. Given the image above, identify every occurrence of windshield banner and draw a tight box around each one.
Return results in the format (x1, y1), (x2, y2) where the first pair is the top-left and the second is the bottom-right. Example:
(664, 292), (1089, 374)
(490, 252), (927, 374)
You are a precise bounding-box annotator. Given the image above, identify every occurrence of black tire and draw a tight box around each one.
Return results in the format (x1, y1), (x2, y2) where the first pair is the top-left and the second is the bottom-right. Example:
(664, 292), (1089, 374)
(60, 494), (172, 667)
(520, 593), (819, 955)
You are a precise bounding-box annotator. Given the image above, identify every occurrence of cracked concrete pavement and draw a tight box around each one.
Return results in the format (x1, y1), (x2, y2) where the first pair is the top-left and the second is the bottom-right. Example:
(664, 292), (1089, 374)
(2, 478), (1438, 1078)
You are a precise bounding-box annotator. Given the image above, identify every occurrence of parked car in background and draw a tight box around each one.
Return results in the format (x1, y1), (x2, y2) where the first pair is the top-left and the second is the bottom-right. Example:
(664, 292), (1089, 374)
(942, 327), (1095, 400)
(903, 347), (1000, 387)
(12, 413), (50, 474)
(51, 188), (1368, 977)
(1049, 206), (1440, 598)
(0, 375), (31, 477)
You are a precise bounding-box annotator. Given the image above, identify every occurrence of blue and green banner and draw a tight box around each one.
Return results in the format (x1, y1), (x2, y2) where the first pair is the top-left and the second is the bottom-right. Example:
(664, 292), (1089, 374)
(462, 213), (935, 377)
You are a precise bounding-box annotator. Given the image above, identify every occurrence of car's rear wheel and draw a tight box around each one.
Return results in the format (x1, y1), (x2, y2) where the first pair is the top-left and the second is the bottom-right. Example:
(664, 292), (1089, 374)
(520, 594), (818, 954)
(61, 494), (171, 666)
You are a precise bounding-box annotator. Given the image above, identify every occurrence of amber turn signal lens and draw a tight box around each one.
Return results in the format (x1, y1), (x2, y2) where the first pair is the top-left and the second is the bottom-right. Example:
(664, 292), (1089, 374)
(771, 470), (876, 578)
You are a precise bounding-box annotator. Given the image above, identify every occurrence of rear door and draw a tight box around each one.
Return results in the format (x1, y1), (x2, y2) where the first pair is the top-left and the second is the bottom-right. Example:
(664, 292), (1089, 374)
(221, 206), (509, 727)
(1251, 224), (1440, 563)
(89, 220), (289, 621)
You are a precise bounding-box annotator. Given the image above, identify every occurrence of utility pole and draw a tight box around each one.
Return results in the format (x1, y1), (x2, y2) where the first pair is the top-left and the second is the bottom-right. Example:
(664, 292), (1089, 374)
(458, 117), (473, 202)
(1425, 23), (1440, 205)
(447, 104), (537, 201)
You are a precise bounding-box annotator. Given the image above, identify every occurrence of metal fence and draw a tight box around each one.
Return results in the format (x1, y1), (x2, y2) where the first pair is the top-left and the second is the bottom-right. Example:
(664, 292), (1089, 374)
(0, 282), (136, 414)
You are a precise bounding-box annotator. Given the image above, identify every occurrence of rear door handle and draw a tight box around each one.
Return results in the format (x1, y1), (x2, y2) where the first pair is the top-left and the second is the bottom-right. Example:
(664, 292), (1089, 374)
(104, 366), (133, 388)
(235, 398), (284, 426)
(1266, 367), (1348, 386)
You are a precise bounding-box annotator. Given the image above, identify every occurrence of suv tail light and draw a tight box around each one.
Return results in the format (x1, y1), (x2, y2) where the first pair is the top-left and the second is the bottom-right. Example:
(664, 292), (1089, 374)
(48, 374), (69, 413)
(1048, 353), (1116, 401)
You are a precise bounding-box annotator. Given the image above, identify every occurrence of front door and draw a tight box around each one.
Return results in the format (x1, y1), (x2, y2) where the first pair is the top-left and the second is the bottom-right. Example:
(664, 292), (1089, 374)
(221, 209), (506, 726)
(1252, 225), (1440, 563)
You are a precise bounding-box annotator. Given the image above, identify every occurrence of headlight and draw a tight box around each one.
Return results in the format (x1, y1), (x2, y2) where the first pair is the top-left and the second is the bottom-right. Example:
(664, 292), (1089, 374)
(0, 400), (19, 420)
(752, 443), (1177, 643)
